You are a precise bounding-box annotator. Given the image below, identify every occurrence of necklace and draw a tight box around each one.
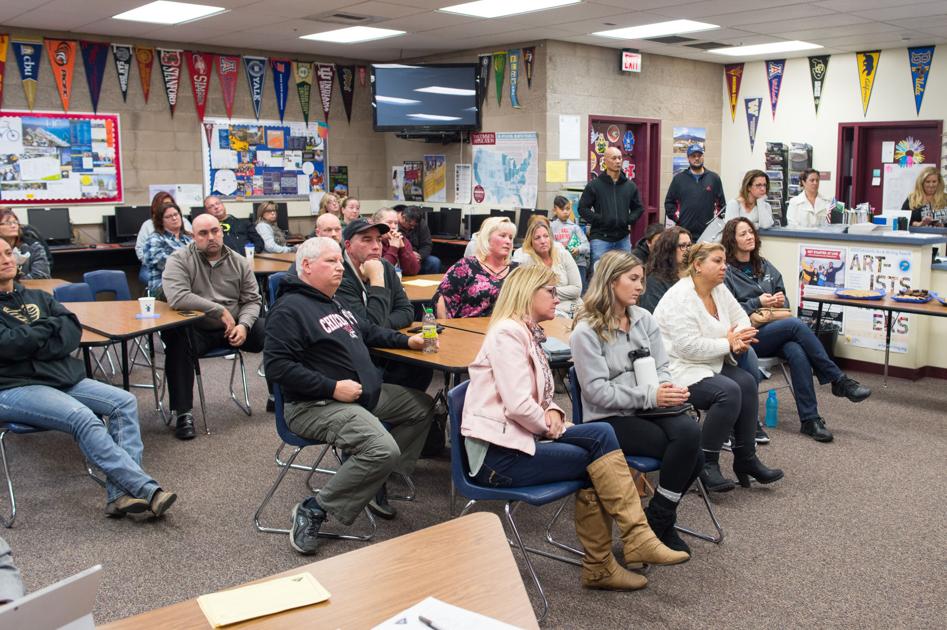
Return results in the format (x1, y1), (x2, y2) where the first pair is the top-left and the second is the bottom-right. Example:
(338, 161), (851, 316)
(481, 260), (509, 277)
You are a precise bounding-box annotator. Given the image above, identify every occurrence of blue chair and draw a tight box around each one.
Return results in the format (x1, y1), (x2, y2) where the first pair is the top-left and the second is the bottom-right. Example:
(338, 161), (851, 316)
(53, 283), (120, 384)
(565, 366), (723, 545)
(447, 381), (585, 623)
(83, 270), (133, 300)
(253, 384), (376, 541)
(267, 271), (287, 307)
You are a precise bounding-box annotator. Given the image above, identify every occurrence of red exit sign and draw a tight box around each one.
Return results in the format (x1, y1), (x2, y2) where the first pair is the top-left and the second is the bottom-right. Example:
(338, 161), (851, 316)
(621, 50), (642, 73)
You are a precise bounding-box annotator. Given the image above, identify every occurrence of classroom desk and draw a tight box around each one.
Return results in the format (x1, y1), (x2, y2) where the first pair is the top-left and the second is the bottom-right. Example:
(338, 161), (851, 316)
(401, 274), (443, 303)
(62, 301), (204, 390)
(370, 326), (486, 375)
(19, 278), (69, 294)
(251, 257), (293, 275)
(100, 512), (538, 629)
(254, 251), (296, 263)
(440, 316), (573, 343)
(79, 329), (112, 380)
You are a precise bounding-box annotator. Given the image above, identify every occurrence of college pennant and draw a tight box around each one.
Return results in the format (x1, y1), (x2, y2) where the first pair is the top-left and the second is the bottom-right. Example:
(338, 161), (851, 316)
(0, 35), (8, 110)
(292, 61), (313, 125)
(508, 49), (522, 109)
(492, 52), (506, 106)
(523, 46), (535, 89)
(316, 63), (335, 122)
(807, 55), (829, 115)
(79, 41), (109, 113)
(157, 48), (183, 116)
(215, 54), (239, 119)
(186, 51), (212, 121)
(478, 54), (491, 108)
(338, 65), (355, 123)
(357, 65), (367, 88)
(13, 40), (42, 110)
(134, 46), (155, 103)
(908, 46), (934, 115)
(203, 121), (214, 148)
(765, 59), (785, 120)
(745, 97), (761, 153)
(243, 55), (267, 119)
(111, 44), (132, 102)
(45, 39), (77, 112)
(724, 63), (743, 122)
(855, 50), (880, 116)
(271, 58), (291, 123)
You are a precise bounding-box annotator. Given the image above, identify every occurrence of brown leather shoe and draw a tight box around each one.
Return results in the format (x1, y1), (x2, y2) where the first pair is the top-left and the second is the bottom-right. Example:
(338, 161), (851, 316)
(150, 490), (177, 517)
(105, 495), (149, 518)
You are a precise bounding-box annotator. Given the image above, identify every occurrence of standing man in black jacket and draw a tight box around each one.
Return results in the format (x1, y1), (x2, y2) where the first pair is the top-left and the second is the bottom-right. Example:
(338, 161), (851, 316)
(202, 195), (264, 254)
(264, 237), (434, 555)
(578, 146), (645, 267)
(663, 145), (726, 239)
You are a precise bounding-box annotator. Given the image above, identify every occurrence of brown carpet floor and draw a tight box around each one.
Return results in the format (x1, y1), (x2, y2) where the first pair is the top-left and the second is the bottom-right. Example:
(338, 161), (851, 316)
(2, 357), (944, 628)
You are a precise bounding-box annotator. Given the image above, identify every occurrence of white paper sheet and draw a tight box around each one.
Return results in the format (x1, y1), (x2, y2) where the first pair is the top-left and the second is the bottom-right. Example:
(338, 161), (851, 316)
(558, 114), (580, 160)
(881, 141), (895, 163)
(454, 163), (472, 204)
(567, 160), (586, 182)
(372, 596), (520, 630)
(0, 118), (24, 155)
(210, 147), (238, 169)
(20, 156), (61, 180)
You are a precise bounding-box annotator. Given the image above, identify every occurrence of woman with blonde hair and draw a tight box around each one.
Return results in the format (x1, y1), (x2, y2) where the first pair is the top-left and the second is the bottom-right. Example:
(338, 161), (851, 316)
(902, 166), (947, 226)
(318, 193), (341, 219)
(463, 265), (688, 592)
(254, 201), (295, 253)
(571, 251), (701, 553)
(513, 215), (582, 317)
(436, 216), (518, 318)
(653, 242), (783, 492)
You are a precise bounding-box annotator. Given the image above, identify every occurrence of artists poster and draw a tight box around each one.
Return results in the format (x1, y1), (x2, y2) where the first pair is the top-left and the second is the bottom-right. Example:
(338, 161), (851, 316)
(328, 165), (348, 196)
(423, 154), (447, 202)
(842, 246), (917, 353)
(391, 165), (405, 201)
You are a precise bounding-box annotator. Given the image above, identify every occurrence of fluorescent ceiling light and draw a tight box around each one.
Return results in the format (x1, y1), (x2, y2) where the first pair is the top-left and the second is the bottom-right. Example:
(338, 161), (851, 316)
(301, 26), (405, 44)
(415, 86), (477, 96)
(593, 20), (718, 40)
(440, 0), (580, 19)
(408, 114), (462, 121)
(112, 1), (225, 25)
(708, 41), (822, 56)
(375, 95), (421, 105)
(373, 64), (420, 69)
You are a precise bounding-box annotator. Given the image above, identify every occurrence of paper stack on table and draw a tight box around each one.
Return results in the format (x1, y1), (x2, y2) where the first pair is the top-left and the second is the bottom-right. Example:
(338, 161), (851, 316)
(402, 279), (442, 287)
(372, 596), (523, 629)
(197, 572), (330, 627)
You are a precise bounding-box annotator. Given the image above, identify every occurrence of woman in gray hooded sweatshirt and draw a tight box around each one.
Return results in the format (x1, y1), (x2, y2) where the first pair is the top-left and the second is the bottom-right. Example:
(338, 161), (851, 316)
(570, 250), (702, 555)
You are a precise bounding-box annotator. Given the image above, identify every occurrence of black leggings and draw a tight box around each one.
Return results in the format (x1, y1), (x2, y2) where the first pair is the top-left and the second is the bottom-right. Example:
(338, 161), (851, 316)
(594, 412), (703, 494)
(687, 362), (758, 454)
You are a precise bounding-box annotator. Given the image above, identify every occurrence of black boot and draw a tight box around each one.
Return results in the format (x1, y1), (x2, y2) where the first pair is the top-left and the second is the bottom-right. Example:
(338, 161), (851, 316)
(732, 447), (784, 488)
(645, 493), (691, 555)
(699, 451), (735, 492)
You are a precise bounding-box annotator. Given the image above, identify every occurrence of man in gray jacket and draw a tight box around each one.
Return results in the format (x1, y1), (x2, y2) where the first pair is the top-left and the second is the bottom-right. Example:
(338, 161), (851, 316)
(161, 214), (264, 439)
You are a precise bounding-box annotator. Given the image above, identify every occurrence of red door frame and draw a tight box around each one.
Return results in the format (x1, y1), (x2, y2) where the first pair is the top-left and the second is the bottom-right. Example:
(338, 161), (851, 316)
(835, 120), (943, 206)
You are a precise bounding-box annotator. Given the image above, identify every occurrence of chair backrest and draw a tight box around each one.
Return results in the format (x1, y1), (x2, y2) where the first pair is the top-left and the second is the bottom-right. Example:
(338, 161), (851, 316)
(271, 383), (313, 448)
(567, 366), (584, 424)
(83, 270), (132, 301)
(53, 282), (95, 303)
(447, 380), (473, 492)
(267, 271), (288, 307)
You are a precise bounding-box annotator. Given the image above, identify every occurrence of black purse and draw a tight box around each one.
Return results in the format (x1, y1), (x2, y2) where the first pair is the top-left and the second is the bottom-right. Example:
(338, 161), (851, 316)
(634, 403), (695, 419)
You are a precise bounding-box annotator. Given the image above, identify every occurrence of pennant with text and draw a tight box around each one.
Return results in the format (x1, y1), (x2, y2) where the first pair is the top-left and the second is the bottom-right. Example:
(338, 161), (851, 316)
(186, 51), (213, 122)
(765, 59), (785, 120)
(523, 46), (535, 89)
(111, 44), (132, 102)
(493, 52), (506, 106)
(45, 39), (77, 112)
(0, 35), (8, 110)
(316, 63), (335, 122)
(908, 46), (934, 115)
(271, 58), (291, 123)
(478, 54), (491, 109)
(135, 46), (155, 103)
(724, 63), (743, 122)
(508, 49), (522, 108)
(855, 50), (880, 116)
(215, 54), (239, 119)
(807, 55), (829, 115)
(243, 55), (267, 119)
(80, 41), (109, 113)
(745, 97), (761, 153)
(292, 61), (313, 125)
(357, 65), (367, 88)
(338, 65), (355, 122)
(13, 40), (41, 110)
(157, 48), (183, 116)
(203, 122), (215, 148)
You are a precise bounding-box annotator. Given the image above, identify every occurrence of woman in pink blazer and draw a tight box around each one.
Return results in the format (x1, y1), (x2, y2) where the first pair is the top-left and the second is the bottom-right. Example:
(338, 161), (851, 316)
(462, 266), (688, 592)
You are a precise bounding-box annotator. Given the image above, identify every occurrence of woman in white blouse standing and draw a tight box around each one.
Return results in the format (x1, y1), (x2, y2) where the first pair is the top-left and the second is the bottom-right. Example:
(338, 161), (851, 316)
(786, 169), (830, 227)
(724, 170), (774, 230)
(653, 242), (783, 493)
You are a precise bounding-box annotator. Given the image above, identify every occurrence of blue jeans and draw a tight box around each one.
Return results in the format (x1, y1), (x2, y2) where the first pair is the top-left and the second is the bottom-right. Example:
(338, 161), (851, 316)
(577, 265), (588, 294)
(754, 317), (844, 423)
(0, 379), (158, 504)
(736, 347), (761, 384)
(474, 422), (618, 488)
(590, 238), (631, 267)
(420, 255), (441, 274)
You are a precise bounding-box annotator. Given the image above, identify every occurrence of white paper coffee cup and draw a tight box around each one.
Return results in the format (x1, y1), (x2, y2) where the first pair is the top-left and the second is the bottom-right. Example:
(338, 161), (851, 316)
(138, 296), (156, 316)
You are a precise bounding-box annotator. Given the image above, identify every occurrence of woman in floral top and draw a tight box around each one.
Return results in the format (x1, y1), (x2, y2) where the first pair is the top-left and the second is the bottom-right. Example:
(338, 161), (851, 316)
(141, 203), (192, 296)
(436, 216), (518, 318)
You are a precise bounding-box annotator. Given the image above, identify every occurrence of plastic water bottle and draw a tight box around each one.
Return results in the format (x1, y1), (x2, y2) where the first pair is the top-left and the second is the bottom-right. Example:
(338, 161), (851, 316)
(394, 263), (402, 279)
(422, 307), (438, 353)
(630, 349), (659, 389)
(765, 389), (778, 428)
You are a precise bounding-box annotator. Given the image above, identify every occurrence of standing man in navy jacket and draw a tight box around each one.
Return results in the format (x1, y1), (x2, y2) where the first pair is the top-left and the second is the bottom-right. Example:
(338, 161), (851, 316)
(664, 145), (726, 239)
(578, 147), (645, 267)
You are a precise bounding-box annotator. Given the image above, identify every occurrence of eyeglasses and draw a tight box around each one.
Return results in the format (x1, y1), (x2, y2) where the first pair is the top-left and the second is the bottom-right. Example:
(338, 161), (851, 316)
(0, 220), (19, 227)
(542, 285), (558, 298)
(678, 242), (692, 250)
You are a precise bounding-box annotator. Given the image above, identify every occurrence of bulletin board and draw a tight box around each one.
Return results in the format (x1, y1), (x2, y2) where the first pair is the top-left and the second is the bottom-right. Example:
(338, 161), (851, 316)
(0, 111), (123, 204)
(201, 116), (328, 199)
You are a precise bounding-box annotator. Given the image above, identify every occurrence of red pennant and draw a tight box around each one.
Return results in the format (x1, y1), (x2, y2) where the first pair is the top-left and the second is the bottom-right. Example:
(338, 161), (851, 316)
(316, 63), (335, 122)
(0, 35), (8, 110)
(186, 51), (212, 121)
(203, 121), (214, 148)
(357, 65), (367, 88)
(215, 54), (239, 119)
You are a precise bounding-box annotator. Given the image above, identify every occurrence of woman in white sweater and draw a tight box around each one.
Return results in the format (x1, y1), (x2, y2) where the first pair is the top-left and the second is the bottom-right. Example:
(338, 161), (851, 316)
(653, 242), (783, 492)
(512, 215), (582, 317)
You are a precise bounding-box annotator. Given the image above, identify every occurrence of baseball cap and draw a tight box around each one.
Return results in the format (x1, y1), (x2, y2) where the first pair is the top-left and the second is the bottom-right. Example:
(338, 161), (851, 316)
(343, 218), (390, 241)
(687, 144), (704, 156)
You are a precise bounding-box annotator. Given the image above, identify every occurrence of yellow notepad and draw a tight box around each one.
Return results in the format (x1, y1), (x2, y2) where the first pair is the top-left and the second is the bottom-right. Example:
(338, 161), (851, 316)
(197, 572), (330, 627)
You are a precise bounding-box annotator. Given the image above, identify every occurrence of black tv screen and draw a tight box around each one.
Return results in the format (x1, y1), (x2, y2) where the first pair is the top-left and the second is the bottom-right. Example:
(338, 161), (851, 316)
(372, 64), (481, 132)
(27, 207), (72, 242)
(114, 206), (152, 239)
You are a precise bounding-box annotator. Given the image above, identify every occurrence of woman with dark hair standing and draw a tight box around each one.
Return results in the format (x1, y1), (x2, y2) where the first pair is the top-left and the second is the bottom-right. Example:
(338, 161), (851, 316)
(638, 227), (691, 313)
(724, 170), (774, 230)
(721, 218), (871, 443)
(0, 207), (50, 280)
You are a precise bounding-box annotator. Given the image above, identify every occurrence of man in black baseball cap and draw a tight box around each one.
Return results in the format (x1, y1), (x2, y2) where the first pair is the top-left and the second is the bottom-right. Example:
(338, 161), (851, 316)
(663, 144), (726, 238)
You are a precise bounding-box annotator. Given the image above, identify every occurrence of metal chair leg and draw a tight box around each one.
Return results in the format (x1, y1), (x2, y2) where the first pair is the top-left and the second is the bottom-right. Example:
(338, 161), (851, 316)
(388, 472), (416, 502)
(675, 478), (725, 544)
(0, 432), (16, 528)
(544, 500), (585, 558)
(779, 360), (795, 397)
(504, 501), (550, 624)
(274, 442), (338, 476)
(228, 351), (252, 416)
(194, 363), (211, 435)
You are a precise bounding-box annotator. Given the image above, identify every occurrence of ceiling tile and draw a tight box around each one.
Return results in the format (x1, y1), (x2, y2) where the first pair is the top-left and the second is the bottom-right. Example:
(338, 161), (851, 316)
(651, 0), (814, 20)
(853, 1), (947, 21)
(242, 0), (359, 19)
(380, 11), (476, 31)
(344, 1), (426, 19)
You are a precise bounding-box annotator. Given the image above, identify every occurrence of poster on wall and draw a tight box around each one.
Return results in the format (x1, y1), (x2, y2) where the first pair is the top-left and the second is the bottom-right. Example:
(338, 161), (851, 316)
(391, 165), (405, 201)
(148, 183), (203, 208)
(328, 165), (348, 196)
(454, 163), (471, 204)
(798, 244), (846, 328)
(882, 163), (927, 211)
(842, 246), (916, 353)
(588, 122), (636, 181)
(403, 160), (423, 201)
(471, 131), (538, 208)
(423, 154), (446, 202)
(201, 116), (328, 199)
(672, 127), (705, 174)
(0, 110), (122, 204)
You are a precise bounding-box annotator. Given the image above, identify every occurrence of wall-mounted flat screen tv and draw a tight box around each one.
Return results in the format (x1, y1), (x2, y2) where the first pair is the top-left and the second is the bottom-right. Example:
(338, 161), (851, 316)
(371, 63), (481, 132)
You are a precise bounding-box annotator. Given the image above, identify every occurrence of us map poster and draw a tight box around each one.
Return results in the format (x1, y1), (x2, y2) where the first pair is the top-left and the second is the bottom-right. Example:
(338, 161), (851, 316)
(471, 131), (537, 207)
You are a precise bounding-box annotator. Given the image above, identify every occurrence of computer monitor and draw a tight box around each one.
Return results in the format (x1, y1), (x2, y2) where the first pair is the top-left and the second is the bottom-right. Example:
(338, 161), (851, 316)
(252, 202), (289, 231)
(516, 208), (549, 240)
(490, 209), (516, 224)
(26, 207), (72, 243)
(432, 208), (461, 237)
(114, 205), (152, 240)
(465, 213), (489, 239)
(189, 206), (207, 221)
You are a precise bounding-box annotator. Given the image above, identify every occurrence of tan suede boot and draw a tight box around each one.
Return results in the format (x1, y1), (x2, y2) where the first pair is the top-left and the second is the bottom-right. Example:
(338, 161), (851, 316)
(586, 450), (690, 567)
(574, 488), (648, 591)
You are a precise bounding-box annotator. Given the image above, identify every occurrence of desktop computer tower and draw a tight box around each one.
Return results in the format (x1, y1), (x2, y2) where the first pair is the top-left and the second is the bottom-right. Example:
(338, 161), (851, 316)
(102, 215), (119, 244)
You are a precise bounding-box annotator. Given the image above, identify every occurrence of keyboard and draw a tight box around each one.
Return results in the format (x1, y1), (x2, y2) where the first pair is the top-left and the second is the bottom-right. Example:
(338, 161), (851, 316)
(47, 243), (82, 250)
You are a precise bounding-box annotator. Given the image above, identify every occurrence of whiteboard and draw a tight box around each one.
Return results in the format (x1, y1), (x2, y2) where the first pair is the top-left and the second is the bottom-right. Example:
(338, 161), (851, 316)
(882, 164), (926, 211)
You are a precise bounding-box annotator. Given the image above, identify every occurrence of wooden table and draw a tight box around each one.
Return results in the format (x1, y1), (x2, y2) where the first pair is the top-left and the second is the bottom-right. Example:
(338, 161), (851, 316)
(19, 278), (69, 294)
(252, 257), (292, 275)
(101, 512), (538, 629)
(810, 293), (947, 386)
(440, 316), (573, 343)
(401, 273), (443, 304)
(62, 301), (204, 390)
(254, 251), (296, 263)
(371, 326), (486, 374)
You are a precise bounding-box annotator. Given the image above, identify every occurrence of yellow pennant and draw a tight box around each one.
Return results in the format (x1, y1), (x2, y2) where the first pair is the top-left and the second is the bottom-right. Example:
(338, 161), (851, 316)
(855, 50), (880, 116)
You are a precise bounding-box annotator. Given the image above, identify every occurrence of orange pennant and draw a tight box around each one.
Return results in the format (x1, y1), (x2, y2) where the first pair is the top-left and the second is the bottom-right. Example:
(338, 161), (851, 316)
(135, 46), (155, 103)
(45, 38), (77, 112)
(0, 35), (8, 110)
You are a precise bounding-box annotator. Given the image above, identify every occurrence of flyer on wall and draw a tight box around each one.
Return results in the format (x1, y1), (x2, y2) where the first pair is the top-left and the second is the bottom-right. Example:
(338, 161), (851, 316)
(454, 163), (471, 204)
(391, 166), (405, 201)
(798, 244), (847, 327)
(423, 154), (446, 202)
(841, 246), (916, 353)
(403, 160), (423, 201)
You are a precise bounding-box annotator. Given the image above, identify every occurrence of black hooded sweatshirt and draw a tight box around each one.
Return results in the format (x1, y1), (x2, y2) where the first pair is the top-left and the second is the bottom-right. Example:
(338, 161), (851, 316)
(263, 274), (410, 410)
(0, 285), (86, 392)
(577, 171), (645, 242)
